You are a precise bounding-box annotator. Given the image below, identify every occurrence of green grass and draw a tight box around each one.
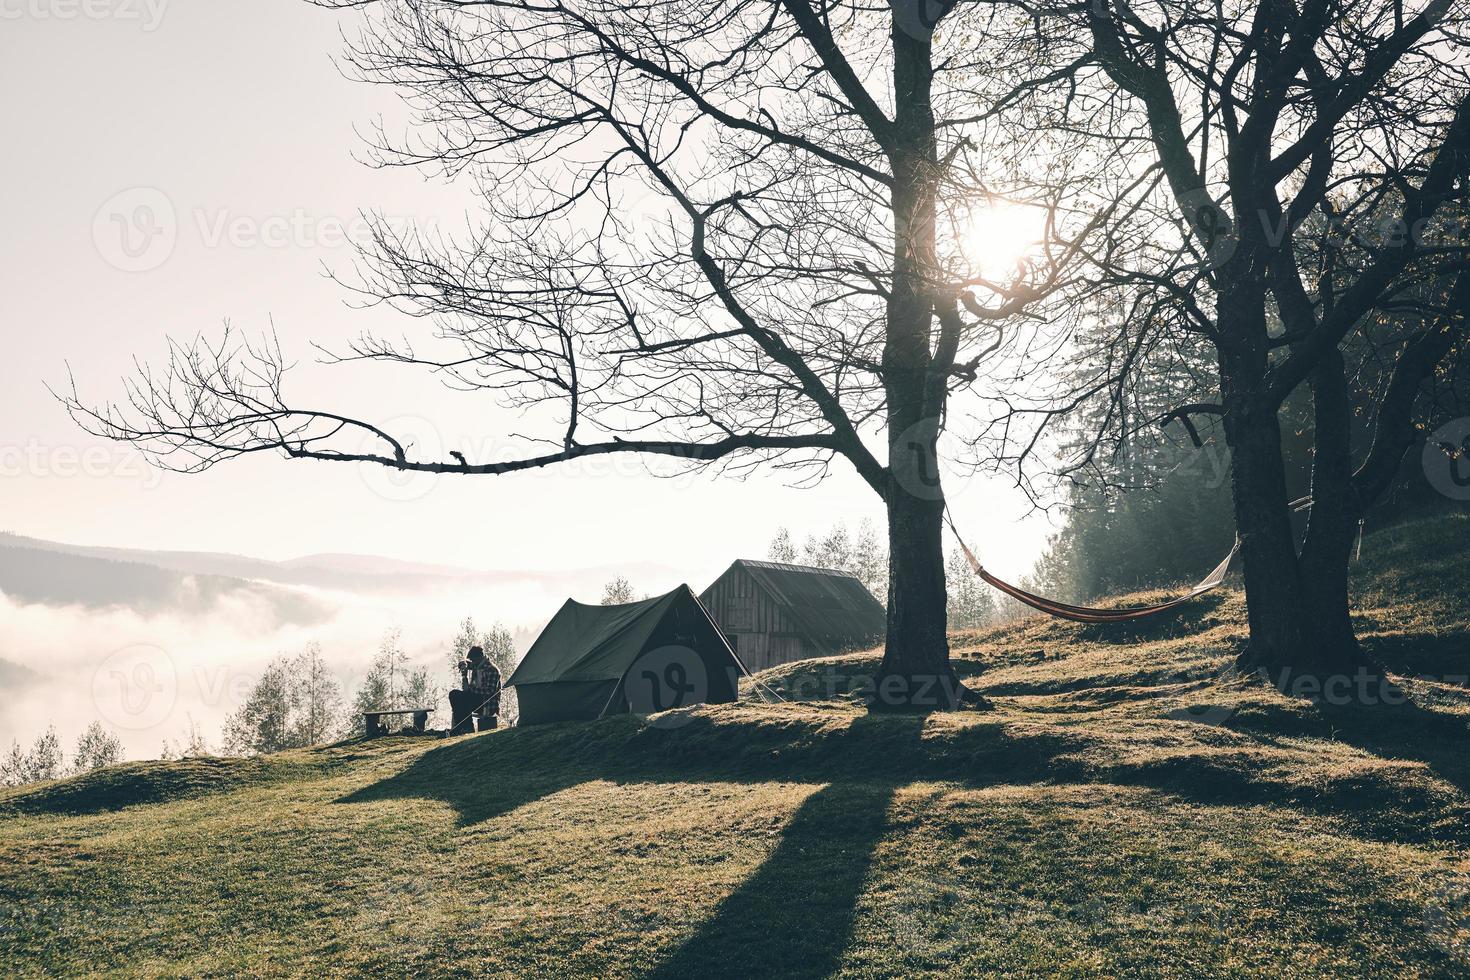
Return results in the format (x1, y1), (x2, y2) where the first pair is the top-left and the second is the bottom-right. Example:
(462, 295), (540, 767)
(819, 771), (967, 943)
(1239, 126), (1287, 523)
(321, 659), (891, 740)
(3, 513), (1470, 977)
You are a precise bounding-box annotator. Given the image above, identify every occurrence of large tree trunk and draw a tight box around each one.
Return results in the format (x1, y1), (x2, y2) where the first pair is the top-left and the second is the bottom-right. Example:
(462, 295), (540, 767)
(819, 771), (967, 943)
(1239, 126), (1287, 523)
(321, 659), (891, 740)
(1225, 400), (1315, 675)
(869, 16), (966, 710)
(875, 464), (961, 710)
(1215, 282), (1318, 676)
(1298, 349), (1367, 668)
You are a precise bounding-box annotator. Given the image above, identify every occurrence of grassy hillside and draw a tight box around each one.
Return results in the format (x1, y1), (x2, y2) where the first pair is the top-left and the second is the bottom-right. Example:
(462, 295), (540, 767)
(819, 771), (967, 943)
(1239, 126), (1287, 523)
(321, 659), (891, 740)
(3, 514), (1470, 977)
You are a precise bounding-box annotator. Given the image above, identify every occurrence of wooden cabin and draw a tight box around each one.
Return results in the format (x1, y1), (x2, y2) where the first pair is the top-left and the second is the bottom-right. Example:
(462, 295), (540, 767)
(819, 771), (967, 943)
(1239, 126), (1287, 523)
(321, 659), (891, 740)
(698, 560), (886, 671)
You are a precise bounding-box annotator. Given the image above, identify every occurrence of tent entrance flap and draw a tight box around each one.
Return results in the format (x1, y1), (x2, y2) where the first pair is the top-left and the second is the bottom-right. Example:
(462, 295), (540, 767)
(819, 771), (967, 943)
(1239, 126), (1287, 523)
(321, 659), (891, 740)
(611, 646), (742, 718)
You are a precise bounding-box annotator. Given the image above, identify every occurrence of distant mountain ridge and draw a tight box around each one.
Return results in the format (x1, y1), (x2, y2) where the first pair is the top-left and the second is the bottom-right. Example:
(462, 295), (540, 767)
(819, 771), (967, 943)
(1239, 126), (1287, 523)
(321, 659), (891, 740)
(0, 533), (489, 595)
(0, 541), (332, 626)
(0, 533), (680, 595)
(0, 533), (687, 622)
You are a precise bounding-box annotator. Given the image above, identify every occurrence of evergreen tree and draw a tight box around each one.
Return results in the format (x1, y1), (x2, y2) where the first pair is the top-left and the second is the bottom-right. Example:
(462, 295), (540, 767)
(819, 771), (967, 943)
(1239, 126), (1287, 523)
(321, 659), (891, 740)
(852, 518), (889, 601)
(802, 523), (852, 571)
(945, 548), (996, 630)
(769, 518), (888, 602)
(1034, 306), (1241, 602)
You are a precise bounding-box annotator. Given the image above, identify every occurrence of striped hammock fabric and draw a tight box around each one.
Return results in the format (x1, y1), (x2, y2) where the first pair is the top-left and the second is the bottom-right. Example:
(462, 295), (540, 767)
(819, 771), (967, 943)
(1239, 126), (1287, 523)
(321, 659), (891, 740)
(944, 509), (1239, 624)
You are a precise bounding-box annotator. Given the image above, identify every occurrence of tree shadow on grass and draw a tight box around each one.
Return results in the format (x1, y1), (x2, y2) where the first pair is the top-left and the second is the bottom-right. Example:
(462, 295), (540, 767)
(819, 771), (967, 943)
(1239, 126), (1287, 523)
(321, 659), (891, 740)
(337, 695), (1470, 850)
(337, 713), (923, 978)
(328, 696), (1470, 980)
(335, 710), (940, 822)
(336, 720), (637, 826)
(644, 778), (898, 979)
(1361, 631), (1470, 683)
(1320, 698), (1470, 799)
(1216, 679), (1470, 844)
(1311, 631), (1470, 807)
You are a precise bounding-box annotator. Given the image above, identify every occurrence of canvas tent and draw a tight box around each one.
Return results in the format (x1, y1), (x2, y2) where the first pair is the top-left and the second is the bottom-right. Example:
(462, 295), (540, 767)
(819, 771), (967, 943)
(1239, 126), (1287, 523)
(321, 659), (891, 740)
(508, 585), (748, 726)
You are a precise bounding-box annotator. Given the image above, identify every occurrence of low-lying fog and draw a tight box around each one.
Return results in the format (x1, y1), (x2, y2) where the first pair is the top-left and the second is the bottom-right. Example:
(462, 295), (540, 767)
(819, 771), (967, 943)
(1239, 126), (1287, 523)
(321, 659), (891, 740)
(0, 534), (697, 760)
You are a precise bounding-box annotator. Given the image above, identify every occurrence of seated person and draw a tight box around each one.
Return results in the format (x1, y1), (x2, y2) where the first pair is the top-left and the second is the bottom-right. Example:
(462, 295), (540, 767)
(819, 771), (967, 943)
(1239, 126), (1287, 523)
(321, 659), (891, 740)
(448, 645), (502, 735)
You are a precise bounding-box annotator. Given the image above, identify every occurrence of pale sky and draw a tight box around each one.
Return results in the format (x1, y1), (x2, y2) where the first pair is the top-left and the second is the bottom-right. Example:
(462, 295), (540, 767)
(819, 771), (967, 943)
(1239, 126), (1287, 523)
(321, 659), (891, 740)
(0, 0), (1053, 586)
(0, 0), (1065, 760)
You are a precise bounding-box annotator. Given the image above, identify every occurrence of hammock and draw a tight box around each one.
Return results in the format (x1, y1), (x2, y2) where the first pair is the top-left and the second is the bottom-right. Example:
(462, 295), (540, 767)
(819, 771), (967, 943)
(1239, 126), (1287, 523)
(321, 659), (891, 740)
(941, 490), (1368, 624)
(943, 508), (1239, 624)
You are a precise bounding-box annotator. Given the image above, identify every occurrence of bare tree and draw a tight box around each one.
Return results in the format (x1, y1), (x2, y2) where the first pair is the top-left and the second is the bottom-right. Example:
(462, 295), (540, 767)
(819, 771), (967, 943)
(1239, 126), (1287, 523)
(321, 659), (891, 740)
(71, 722), (125, 774)
(161, 718), (213, 760)
(1000, 0), (1470, 677)
(601, 576), (637, 605)
(768, 527), (799, 563)
(1, 727), (65, 787)
(63, 0), (1105, 708)
(291, 643), (346, 747)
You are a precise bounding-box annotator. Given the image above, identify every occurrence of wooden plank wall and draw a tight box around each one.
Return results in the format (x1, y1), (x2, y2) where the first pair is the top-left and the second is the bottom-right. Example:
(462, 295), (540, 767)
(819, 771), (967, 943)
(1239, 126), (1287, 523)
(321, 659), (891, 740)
(701, 566), (811, 672)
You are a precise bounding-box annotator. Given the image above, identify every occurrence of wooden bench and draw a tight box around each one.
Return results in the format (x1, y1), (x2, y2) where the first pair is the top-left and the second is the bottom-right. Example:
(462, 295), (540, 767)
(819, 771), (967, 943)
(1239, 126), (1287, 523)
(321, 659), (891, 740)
(362, 708), (433, 738)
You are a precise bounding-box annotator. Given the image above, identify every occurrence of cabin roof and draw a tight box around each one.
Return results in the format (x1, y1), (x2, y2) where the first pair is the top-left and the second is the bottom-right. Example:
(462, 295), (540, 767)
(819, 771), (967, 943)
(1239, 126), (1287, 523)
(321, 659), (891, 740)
(703, 559), (886, 653)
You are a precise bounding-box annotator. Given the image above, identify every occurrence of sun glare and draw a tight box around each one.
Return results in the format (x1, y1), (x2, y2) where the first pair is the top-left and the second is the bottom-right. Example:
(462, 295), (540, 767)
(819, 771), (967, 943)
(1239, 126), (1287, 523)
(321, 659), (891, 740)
(963, 204), (1047, 280)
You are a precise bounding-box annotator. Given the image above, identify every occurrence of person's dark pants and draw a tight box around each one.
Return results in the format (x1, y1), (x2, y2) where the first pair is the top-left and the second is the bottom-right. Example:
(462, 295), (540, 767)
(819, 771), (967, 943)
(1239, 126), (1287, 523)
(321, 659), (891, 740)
(448, 689), (480, 735)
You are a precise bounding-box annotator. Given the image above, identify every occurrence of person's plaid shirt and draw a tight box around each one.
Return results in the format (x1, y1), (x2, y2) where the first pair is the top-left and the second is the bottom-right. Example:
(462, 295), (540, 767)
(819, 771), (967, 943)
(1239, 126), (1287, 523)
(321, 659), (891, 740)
(466, 662), (501, 700)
